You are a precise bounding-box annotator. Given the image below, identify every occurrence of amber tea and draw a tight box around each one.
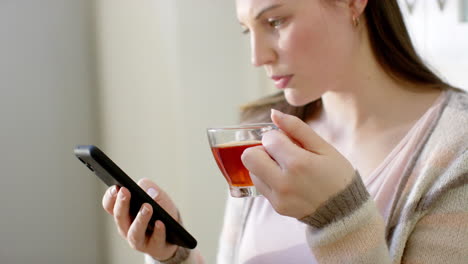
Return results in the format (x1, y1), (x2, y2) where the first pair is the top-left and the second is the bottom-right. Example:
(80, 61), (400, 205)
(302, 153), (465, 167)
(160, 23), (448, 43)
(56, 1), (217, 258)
(211, 141), (261, 187)
(207, 123), (277, 197)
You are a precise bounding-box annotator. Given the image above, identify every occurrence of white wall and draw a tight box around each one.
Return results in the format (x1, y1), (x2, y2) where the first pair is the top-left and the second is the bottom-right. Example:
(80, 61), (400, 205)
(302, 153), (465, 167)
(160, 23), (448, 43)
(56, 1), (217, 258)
(3, 1), (463, 264)
(95, 0), (267, 263)
(0, 0), (102, 264)
(399, 0), (468, 90)
(95, 1), (468, 264)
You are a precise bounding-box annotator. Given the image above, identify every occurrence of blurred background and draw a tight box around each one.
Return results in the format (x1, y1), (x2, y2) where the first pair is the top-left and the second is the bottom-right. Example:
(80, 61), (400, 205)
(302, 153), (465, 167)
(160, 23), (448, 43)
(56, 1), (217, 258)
(0, 0), (467, 263)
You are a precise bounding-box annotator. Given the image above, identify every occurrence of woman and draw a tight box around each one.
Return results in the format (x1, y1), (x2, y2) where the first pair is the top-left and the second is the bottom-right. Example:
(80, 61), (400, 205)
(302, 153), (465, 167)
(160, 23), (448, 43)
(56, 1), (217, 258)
(102, 0), (468, 263)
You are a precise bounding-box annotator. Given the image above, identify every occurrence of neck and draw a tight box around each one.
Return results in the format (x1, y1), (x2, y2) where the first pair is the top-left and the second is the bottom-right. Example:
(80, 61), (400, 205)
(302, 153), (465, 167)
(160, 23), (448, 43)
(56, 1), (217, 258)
(310, 32), (442, 143)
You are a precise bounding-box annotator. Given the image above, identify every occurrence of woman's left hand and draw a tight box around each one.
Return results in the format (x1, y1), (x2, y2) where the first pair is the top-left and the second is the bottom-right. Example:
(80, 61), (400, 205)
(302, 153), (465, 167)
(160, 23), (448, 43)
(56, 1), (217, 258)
(241, 109), (355, 219)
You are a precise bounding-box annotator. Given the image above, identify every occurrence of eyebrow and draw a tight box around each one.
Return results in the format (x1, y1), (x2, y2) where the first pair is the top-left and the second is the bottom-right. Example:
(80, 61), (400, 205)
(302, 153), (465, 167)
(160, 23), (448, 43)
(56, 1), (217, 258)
(255, 4), (283, 20)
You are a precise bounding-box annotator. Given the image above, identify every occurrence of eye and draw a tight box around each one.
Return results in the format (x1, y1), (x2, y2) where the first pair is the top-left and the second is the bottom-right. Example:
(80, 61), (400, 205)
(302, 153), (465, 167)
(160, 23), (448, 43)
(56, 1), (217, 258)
(242, 28), (250, 35)
(267, 17), (285, 29)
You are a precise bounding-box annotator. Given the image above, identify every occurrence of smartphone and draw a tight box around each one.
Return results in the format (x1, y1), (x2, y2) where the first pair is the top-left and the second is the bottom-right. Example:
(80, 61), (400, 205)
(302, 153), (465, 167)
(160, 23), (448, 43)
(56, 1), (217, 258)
(74, 145), (197, 249)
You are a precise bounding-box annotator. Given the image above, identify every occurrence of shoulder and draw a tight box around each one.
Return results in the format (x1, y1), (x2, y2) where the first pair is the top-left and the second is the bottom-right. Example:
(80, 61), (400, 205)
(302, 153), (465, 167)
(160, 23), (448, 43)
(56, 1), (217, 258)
(445, 87), (468, 112)
(430, 88), (468, 150)
(413, 88), (468, 209)
(402, 88), (467, 170)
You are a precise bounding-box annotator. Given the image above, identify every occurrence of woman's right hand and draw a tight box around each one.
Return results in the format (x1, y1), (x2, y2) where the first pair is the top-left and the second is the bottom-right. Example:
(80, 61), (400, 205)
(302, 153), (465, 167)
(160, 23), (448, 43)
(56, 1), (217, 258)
(102, 178), (179, 261)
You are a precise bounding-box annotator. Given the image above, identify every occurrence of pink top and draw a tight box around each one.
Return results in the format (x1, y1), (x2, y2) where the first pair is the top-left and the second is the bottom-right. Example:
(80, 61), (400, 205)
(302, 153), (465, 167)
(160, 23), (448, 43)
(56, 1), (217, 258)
(237, 91), (448, 264)
(364, 91), (447, 220)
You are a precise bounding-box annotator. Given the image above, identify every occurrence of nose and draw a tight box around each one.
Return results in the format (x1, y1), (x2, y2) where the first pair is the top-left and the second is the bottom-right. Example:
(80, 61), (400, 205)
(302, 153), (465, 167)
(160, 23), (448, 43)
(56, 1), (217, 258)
(250, 34), (276, 67)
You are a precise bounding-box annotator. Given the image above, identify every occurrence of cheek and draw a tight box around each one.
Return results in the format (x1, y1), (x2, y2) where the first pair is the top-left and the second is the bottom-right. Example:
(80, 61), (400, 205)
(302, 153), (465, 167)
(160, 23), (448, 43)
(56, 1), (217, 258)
(280, 20), (355, 91)
(278, 22), (319, 64)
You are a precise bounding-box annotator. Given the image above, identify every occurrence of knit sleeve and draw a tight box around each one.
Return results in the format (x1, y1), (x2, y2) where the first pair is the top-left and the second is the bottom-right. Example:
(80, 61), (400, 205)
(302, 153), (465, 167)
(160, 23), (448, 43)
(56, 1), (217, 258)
(300, 163), (468, 264)
(300, 172), (392, 263)
(144, 248), (202, 264)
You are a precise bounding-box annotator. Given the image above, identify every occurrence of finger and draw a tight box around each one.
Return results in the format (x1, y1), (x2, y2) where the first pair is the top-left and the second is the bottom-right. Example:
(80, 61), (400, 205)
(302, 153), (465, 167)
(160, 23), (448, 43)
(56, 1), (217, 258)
(102, 185), (119, 215)
(271, 109), (330, 154)
(241, 145), (280, 194)
(127, 203), (153, 251)
(113, 187), (132, 238)
(137, 178), (178, 220)
(249, 173), (273, 197)
(261, 129), (305, 167)
(148, 220), (168, 252)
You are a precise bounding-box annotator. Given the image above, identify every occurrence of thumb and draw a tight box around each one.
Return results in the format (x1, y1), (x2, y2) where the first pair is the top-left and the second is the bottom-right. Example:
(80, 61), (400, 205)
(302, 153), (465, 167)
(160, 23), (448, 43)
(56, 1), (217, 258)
(271, 109), (330, 155)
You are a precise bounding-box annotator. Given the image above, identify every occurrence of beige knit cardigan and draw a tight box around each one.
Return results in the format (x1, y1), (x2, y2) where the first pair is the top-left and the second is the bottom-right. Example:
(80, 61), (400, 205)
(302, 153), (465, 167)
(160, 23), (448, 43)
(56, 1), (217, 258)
(148, 88), (468, 264)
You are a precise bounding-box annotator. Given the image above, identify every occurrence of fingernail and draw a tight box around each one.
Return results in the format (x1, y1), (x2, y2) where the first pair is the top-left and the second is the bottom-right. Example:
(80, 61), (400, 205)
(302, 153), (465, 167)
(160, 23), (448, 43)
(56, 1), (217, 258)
(147, 188), (159, 199)
(110, 186), (117, 197)
(155, 220), (162, 229)
(271, 109), (285, 119)
(141, 205), (149, 216)
(119, 188), (127, 201)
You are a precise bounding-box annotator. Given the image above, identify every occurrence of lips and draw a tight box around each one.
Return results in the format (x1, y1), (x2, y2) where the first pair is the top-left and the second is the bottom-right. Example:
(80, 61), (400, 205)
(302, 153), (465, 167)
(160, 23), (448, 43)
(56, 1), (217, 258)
(271, 75), (293, 89)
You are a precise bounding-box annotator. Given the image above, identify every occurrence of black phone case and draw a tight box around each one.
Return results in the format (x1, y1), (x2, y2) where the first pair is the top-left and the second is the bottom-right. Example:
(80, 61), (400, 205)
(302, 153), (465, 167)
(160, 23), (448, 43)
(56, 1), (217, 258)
(74, 145), (197, 249)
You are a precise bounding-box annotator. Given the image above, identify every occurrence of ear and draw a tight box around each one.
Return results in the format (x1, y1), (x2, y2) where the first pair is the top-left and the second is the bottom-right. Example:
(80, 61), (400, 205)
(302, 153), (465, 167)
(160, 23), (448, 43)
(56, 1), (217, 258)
(349, 0), (368, 17)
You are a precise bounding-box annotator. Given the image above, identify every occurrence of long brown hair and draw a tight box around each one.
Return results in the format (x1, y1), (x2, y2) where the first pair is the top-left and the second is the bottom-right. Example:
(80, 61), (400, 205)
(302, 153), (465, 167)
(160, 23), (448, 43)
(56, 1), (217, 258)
(239, 0), (450, 123)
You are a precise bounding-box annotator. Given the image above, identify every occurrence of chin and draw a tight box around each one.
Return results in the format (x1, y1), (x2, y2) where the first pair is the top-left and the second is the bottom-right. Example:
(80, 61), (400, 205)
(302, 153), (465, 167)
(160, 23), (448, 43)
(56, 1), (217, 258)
(284, 89), (319, 107)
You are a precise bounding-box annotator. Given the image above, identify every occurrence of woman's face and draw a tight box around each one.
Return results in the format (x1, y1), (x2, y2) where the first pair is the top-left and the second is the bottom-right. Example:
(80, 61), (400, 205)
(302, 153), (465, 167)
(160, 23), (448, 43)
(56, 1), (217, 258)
(236, 0), (359, 106)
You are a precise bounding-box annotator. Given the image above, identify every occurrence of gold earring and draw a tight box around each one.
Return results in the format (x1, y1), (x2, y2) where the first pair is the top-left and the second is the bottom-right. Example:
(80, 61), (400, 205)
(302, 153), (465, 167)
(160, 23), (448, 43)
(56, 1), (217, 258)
(352, 16), (360, 27)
